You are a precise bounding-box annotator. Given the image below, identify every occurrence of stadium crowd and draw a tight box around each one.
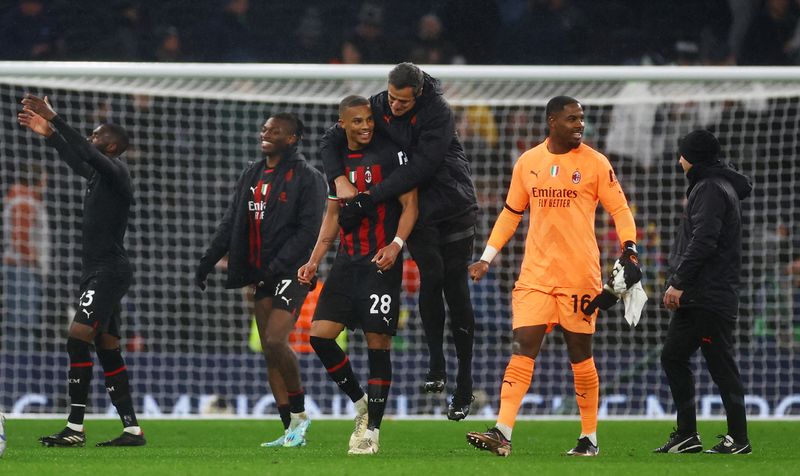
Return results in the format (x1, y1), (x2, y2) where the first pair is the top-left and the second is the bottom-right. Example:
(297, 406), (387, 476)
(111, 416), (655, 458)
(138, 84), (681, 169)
(2, 0), (800, 66)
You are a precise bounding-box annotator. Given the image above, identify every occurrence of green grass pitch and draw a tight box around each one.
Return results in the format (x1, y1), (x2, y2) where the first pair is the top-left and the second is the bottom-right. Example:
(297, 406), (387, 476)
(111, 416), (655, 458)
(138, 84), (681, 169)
(2, 419), (798, 475)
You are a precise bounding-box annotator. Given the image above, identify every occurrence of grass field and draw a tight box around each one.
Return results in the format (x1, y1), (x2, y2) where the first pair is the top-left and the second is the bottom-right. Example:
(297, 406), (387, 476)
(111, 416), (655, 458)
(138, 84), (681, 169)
(1, 419), (798, 475)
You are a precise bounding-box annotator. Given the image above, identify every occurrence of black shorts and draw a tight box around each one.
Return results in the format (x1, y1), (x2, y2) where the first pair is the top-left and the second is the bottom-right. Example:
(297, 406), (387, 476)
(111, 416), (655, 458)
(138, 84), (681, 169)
(314, 256), (402, 336)
(253, 274), (310, 316)
(72, 270), (132, 338)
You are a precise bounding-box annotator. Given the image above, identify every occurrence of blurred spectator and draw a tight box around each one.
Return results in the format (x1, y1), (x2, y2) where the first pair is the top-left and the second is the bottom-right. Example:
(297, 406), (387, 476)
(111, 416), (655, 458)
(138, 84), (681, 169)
(440, 0), (501, 64)
(153, 26), (183, 62)
(291, 6), (330, 63)
(409, 13), (462, 65)
(495, 0), (588, 65)
(2, 163), (50, 351)
(739, 0), (799, 65)
(109, 0), (150, 61)
(338, 1), (400, 64)
(204, 0), (261, 62)
(0, 0), (58, 60)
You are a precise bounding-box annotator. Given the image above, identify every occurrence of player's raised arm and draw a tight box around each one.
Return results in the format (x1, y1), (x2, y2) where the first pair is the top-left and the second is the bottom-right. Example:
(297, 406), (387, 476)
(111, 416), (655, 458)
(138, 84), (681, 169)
(298, 196), (341, 285)
(372, 188), (418, 272)
(18, 103), (94, 178)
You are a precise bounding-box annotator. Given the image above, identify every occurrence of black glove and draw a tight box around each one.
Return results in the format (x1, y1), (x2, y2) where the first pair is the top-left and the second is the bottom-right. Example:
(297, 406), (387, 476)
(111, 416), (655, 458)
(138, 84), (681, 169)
(338, 199), (364, 233)
(583, 286), (619, 315)
(351, 193), (378, 221)
(619, 240), (642, 288)
(195, 259), (214, 291)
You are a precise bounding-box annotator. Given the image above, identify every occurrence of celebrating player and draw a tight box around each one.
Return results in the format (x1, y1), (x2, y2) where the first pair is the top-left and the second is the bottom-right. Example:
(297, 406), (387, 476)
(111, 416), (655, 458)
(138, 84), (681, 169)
(299, 95), (418, 455)
(466, 96), (640, 457)
(319, 62), (478, 419)
(18, 94), (145, 447)
(196, 113), (326, 448)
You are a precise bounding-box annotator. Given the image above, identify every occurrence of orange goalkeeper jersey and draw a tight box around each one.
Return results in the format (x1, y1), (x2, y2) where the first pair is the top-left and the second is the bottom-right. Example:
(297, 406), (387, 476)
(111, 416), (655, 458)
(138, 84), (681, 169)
(497, 139), (636, 290)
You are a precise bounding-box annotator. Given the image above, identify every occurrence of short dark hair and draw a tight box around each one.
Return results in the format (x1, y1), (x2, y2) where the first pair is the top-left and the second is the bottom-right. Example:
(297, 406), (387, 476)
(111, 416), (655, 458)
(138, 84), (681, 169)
(271, 112), (304, 140)
(102, 123), (129, 155)
(545, 96), (581, 120)
(338, 95), (370, 116)
(388, 62), (424, 95)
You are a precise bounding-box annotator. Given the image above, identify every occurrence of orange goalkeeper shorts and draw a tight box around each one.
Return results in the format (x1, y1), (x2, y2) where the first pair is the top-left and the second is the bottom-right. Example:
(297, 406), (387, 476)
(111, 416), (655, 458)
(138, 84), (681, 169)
(511, 285), (600, 334)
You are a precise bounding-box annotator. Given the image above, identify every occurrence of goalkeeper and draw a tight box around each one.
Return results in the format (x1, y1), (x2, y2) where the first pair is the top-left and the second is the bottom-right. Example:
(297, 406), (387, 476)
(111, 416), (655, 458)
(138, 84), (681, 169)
(466, 96), (640, 457)
(196, 113), (326, 448)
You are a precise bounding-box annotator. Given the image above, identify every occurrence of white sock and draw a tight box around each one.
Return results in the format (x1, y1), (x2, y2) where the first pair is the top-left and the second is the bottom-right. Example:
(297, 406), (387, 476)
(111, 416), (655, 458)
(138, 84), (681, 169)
(495, 423), (513, 441)
(123, 426), (142, 435)
(290, 411), (307, 421)
(581, 432), (597, 446)
(355, 395), (368, 415)
(66, 422), (84, 432)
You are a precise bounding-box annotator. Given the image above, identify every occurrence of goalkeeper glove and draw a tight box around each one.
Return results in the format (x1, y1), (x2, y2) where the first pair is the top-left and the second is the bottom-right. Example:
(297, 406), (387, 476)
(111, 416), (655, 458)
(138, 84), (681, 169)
(619, 240), (642, 288)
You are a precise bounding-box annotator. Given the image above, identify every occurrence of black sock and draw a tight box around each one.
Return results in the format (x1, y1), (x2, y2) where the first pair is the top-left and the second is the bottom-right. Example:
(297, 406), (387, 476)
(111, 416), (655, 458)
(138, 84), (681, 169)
(288, 389), (305, 414)
(278, 404), (291, 430)
(96, 347), (139, 429)
(310, 336), (364, 402)
(67, 337), (92, 426)
(367, 348), (391, 430)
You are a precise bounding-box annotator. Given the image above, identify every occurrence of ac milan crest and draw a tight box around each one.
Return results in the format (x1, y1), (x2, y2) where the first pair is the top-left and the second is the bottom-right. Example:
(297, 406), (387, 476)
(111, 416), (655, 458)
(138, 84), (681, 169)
(572, 170), (581, 184)
(365, 167), (373, 184)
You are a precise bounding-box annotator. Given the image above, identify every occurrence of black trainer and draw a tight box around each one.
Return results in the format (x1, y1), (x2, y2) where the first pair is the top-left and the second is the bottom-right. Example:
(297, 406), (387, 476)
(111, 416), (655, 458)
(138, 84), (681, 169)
(566, 436), (599, 456)
(40, 427), (86, 447)
(447, 393), (475, 421)
(466, 427), (512, 457)
(653, 429), (702, 453)
(96, 431), (146, 447)
(704, 435), (751, 454)
(422, 371), (446, 394)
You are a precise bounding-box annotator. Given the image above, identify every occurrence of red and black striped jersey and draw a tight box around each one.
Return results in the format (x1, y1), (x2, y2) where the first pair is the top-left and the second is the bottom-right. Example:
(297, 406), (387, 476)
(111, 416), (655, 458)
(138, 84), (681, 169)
(246, 166), (276, 268)
(329, 133), (408, 264)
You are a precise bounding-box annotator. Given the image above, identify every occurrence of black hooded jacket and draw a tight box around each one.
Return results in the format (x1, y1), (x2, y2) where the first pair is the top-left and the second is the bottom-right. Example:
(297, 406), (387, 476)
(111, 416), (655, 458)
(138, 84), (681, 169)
(320, 73), (478, 225)
(199, 149), (326, 288)
(667, 162), (753, 317)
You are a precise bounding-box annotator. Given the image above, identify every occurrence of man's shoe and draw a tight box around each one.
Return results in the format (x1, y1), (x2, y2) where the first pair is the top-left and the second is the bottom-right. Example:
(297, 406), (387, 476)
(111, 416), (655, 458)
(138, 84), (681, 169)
(447, 393), (475, 421)
(566, 436), (599, 456)
(466, 427), (512, 457)
(40, 427), (86, 447)
(422, 371), (446, 393)
(261, 430), (287, 448)
(348, 411), (368, 450)
(653, 430), (702, 453)
(96, 431), (146, 447)
(704, 435), (752, 454)
(283, 413), (310, 447)
(0, 413), (6, 457)
(348, 429), (379, 455)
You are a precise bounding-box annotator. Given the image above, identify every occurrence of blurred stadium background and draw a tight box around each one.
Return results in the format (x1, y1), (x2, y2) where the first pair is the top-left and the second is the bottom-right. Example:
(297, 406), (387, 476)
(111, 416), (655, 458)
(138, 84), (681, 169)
(0, 0), (799, 421)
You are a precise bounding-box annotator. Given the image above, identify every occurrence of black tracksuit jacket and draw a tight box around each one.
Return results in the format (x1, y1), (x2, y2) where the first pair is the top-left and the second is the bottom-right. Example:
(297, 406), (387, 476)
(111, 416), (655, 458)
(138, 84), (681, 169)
(667, 162), (753, 317)
(320, 73), (478, 226)
(199, 149), (326, 288)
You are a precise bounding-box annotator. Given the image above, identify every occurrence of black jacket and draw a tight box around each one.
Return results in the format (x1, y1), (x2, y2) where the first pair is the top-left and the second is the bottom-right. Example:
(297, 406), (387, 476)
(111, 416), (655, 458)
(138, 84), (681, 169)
(320, 73), (478, 225)
(667, 162), (753, 317)
(200, 149), (326, 288)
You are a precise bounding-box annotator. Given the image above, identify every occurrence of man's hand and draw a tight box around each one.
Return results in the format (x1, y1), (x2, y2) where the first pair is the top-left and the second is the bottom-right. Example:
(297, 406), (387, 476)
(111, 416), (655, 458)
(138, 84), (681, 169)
(618, 241), (642, 288)
(468, 261), (489, 282)
(17, 109), (53, 137)
(663, 285), (683, 311)
(338, 200), (363, 233)
(298, 261), (319, 285)
(334, 176), (358, 200)
(21, 94), (57, 121)
(351, 193), (378, 221)
(372, 242), (401, 272)
(195, 268), (209, 291)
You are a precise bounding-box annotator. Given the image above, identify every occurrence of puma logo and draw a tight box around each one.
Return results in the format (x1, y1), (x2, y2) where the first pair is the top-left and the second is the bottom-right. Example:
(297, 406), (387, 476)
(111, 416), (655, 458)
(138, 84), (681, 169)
(281, 296), (292, 306)
(502, 380), (514, 387)
(530, 170), (539, 178)
(250, 186), (257, 194)
(701, 337), (712, 344)
(582, 315), (592, 324)
(459, 327), (470, 334)
(575, 391), (587, 399)
(383, 316), (392, 326)
(81, 308), (94, 320)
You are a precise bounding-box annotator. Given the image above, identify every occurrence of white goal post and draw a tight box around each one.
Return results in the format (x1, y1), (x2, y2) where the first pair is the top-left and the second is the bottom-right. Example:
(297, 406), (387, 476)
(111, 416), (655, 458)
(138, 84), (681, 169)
(1, 62), (798, 419)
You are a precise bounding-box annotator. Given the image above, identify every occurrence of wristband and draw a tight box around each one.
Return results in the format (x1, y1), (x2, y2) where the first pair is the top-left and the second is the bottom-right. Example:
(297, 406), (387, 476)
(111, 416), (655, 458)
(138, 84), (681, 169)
(392, 236), (405, 248)
(479, 245), (498, 264)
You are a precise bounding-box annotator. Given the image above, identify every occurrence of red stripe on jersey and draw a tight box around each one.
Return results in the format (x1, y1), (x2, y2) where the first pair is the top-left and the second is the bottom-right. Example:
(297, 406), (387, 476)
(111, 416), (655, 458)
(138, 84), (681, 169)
(70, 362), (93, 368)
(367, 379), (392, 386)
(287, 389), (304, 397)
(347, 153), (363, 159)
(327, 356), (350, 373)
(356, 165), (370, 256)
(371, 165), (386, 248)
(104, 365), (127, 377)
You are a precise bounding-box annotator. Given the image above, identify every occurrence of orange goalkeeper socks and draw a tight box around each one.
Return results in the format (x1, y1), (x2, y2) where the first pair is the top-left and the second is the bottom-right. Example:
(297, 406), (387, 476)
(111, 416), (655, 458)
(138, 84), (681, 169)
(496, 354), (535, 435)
(571, 357), (599, 436)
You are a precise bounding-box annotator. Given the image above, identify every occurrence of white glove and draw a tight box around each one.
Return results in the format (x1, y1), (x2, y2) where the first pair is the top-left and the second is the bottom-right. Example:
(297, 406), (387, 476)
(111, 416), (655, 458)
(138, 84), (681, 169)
(610, 260), (647, 327)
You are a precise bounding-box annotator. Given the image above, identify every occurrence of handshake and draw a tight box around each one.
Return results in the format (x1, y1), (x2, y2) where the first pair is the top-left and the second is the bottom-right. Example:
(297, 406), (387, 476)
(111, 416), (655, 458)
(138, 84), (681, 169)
(582, 241), (647, 327)
(338, 193), (378, 233)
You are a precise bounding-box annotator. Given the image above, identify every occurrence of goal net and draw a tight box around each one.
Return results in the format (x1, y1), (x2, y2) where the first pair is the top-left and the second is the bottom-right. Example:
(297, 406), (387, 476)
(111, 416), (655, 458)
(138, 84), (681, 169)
(1, 63), (798, 418)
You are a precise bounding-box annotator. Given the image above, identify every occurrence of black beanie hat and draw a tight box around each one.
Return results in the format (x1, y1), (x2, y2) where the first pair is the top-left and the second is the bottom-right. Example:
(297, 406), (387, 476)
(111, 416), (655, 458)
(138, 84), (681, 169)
(678, 130), (721, 164)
